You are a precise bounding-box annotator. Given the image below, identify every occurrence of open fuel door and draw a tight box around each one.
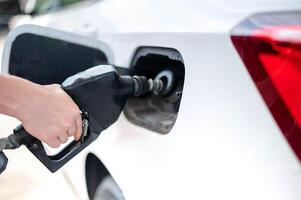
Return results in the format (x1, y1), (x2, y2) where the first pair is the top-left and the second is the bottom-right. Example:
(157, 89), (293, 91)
(1, 24), (114, 84)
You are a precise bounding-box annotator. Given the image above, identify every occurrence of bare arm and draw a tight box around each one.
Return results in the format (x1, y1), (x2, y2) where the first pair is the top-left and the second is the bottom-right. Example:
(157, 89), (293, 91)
(0, 74), (82, 148)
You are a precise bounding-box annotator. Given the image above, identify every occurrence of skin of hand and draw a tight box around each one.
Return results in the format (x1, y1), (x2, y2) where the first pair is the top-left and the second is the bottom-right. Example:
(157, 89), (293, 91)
(0, 74), (82, 148)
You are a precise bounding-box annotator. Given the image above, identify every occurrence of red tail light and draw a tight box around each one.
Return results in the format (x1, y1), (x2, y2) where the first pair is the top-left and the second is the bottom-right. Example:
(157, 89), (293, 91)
(231, 12), (301, 160)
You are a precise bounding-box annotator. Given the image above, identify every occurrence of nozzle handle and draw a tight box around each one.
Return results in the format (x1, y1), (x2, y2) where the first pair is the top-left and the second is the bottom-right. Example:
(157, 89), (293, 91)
(13, 115), (99, 173)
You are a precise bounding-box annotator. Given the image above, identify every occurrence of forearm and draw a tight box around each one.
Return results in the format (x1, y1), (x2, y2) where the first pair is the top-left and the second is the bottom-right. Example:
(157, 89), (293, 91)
(0, 74), (42, 121)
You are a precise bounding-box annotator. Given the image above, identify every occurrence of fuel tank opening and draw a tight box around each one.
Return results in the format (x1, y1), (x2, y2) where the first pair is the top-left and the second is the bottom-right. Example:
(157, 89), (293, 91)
(124, 47), (185, 134)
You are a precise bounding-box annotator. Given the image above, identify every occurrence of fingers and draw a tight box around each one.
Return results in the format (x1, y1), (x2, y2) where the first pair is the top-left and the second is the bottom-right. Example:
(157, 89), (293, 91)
(57, 134), (68, 144)
(74, 114), (82, 141)
(47, 116), (81, 148)
(67, 125), (76, 137)
(47, 138), (60, 148)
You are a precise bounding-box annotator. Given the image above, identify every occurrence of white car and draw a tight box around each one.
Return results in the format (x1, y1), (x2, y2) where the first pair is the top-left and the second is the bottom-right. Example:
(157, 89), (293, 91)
(4, 0), (301, 199)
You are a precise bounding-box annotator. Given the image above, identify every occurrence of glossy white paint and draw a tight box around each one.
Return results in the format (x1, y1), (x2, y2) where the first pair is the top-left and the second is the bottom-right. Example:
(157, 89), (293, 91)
(11, 0), (301, 199)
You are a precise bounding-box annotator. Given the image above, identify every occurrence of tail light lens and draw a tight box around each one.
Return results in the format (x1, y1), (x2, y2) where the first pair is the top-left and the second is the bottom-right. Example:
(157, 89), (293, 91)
(231, 12), (301, 160)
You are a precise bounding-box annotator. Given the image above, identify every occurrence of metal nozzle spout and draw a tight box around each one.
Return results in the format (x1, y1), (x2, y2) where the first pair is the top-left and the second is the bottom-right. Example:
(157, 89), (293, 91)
(131, 69), (175, 97)
(132, 75), (164, 97)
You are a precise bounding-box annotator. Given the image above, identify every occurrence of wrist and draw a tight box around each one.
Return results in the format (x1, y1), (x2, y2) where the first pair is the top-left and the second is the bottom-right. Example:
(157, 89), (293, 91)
(14, 83), (46, 123)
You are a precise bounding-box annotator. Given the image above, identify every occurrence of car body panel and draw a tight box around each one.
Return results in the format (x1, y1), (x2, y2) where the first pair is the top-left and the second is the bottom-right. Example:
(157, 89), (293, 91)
(9, 0), (301, 199)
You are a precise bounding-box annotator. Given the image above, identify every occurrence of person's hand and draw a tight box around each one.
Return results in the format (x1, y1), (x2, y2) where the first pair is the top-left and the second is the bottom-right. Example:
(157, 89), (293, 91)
(16, 84), (82, 148)
(0, 75), (82, 148)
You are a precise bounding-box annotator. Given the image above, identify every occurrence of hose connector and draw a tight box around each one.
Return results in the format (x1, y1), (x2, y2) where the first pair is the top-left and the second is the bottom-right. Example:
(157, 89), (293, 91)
(131, 70), (175, 97)
(132, 76), (164, 97)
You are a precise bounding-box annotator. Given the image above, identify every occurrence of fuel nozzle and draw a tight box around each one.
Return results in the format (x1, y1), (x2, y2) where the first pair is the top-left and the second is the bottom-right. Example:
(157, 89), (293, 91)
(130, 70), (175, 97)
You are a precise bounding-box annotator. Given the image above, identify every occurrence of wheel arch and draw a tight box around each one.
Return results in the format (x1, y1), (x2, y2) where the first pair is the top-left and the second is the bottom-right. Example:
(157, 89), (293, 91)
(85, 153), (110, 199)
